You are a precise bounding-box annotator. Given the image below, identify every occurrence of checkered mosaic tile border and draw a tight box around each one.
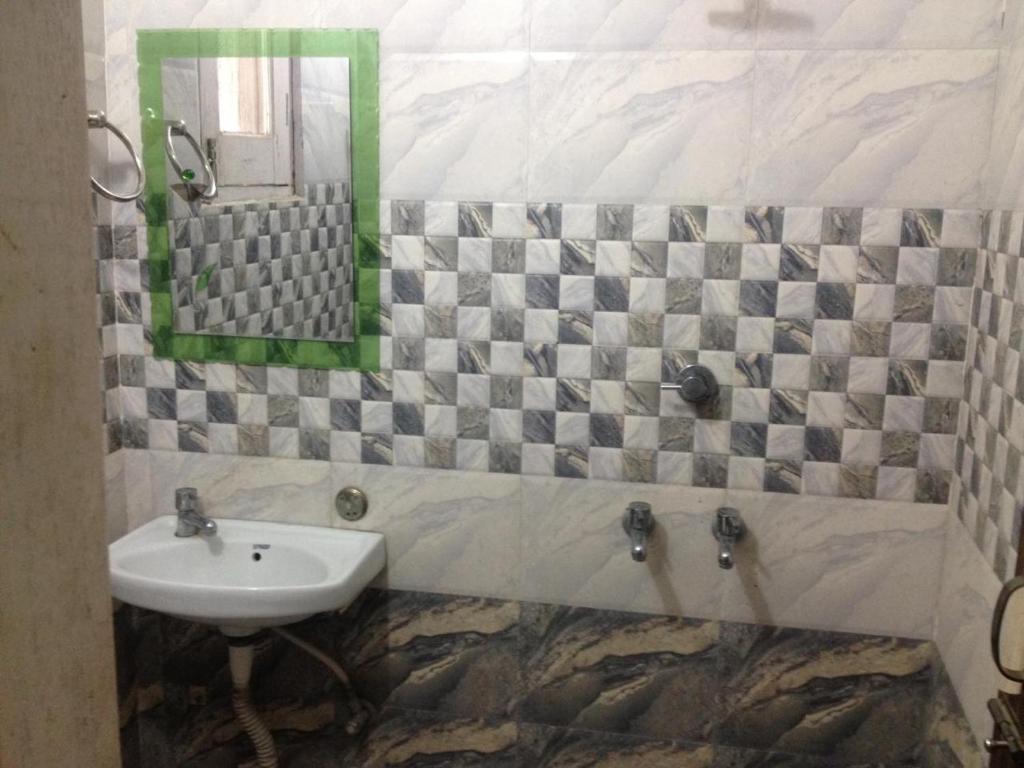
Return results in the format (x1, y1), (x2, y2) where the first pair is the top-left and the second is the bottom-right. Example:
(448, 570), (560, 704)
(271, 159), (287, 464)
(98, 201), (984, 503)
(168, 183), (353, 340)
(953, 210), (1024, 579)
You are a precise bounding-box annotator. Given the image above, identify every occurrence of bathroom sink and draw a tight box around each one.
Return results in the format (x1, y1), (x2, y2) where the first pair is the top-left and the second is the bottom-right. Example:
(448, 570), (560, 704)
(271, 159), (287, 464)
(109, 516), (385, 632)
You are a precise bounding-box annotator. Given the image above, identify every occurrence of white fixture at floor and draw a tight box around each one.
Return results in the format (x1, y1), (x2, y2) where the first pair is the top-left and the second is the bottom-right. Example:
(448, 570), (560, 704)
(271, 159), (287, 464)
(108, 516), (386, 633)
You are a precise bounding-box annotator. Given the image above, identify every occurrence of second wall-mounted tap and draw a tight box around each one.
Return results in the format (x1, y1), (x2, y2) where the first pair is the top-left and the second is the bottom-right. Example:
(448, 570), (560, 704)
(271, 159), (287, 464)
(712, 507), (744, 569)
(622, 502), (655, 562)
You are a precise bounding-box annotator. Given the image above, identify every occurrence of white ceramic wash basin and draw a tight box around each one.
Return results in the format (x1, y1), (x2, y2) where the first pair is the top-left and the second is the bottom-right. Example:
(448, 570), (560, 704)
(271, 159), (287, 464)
(109, 516), (385, 632)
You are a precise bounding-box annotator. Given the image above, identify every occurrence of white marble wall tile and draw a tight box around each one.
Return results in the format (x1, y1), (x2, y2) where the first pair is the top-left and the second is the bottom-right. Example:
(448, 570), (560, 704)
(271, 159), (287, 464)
(120, 0), (327, 30)
(528, 51), (754, 204)
(123, 448), (153, 533)
(756, 0), (1002, 50)
(122, 451), (965, 642)
(720, 490), (946, 638)
(101, 1), (1004, 210)
(321, 0), (528, 54)
(381, 53), (528, 201)
(529, 0), (756, 52)
(147, 451), (333, 528)
(520, 477), (726, 620)
(748, 49), (997, 208)
(934, 505), (1006, 749)
(985, 44), (1024, 210)
(330, 463), (521, 599)
(104, 450), (127, 543)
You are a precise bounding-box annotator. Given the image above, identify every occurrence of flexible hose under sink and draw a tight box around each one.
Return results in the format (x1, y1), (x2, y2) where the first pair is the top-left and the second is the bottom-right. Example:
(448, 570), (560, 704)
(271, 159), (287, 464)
(226, 626), (371, 767)
(271, 626), (372, 736)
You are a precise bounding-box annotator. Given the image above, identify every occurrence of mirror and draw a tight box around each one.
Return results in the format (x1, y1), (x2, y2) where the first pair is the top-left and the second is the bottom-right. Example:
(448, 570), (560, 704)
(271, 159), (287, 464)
(162, 55), (354, 341)
(995, 576), (1024, 684)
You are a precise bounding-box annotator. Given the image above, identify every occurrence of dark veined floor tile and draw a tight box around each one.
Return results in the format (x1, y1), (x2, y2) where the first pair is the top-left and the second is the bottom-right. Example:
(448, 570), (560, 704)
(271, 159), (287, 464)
(712, 623), (932, 766)
(334, 589), (520, 719)
(917, 665), (979, 768)
(353, 708), (519, 767)
(519, 723), (718, 767)
(518, 602), (720, 741)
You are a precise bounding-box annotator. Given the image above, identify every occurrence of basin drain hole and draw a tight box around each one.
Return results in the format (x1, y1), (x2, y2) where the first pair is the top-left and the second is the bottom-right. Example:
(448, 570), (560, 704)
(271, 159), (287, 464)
(252, 553), (262, 562)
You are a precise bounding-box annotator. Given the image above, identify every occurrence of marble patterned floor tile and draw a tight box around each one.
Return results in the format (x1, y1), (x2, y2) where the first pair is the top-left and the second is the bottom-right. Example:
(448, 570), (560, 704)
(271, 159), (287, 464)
(519, 723), (718, 767)
(918, 666), (982, 768)
(712, 623), (933, 765)
(518, 602), (721, 740)
(713, 748), (880, 767)
(352, 708), (519, 768)
(116, 591), (975, 767)
(135, 614), (361, 768)
(334, 589), (520, 719)
(517, 723), (874, 767)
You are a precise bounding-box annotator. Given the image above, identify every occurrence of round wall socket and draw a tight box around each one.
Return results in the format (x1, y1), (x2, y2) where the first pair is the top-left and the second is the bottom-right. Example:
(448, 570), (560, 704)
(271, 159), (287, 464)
(335, 487), (369, 521)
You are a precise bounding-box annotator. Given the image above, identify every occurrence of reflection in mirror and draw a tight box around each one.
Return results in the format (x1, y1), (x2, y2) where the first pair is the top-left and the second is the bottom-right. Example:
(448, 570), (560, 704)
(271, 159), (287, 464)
(163, 56), (354, 341)
(999, 585), (1024, 679)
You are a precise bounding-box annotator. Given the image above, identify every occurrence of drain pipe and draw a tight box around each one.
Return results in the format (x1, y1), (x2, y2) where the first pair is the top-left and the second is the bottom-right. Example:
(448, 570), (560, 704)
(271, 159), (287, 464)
(227, 640), (279, 768)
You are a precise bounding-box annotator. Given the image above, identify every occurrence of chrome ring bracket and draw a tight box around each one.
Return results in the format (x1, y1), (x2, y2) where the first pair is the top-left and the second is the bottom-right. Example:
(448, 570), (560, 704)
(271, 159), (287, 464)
(165, 119), (218, 202)
(335, 487), (369, 522)
(87, 110), (146, 203)
(992, 575), (1024, 683)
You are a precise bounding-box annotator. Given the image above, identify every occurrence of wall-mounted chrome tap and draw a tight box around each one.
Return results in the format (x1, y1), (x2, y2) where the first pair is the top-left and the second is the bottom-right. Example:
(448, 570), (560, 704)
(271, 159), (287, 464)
(712, 507), (744, 569)
(174, 487), (218, 538)
(622, 502), (655, 562)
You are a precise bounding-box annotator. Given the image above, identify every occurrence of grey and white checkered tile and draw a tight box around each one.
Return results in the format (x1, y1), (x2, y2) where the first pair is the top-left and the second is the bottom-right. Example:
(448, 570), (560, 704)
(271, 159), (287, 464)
(952, 210), (1024, 580)
(169, 184), (353, 340)
(102, 202), (987, 503)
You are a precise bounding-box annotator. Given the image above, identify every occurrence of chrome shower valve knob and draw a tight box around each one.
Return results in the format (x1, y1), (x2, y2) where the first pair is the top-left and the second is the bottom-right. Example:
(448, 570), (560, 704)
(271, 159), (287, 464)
(661, 364), (719, 404)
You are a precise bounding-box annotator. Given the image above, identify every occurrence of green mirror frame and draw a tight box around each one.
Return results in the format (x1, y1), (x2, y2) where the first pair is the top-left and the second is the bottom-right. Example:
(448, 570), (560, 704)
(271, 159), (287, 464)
(138, 28), (381, 371)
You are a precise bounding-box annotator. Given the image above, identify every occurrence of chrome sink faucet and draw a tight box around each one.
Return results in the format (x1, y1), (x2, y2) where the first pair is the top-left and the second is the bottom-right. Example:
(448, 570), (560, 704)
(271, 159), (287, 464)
(622, 502), (655, 562)
(174, 487), (217, 537)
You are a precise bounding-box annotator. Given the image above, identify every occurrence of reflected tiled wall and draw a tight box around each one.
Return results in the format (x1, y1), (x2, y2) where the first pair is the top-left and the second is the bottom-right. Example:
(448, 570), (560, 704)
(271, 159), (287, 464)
(102, 203), (978, 503)
(168, 183), (353, 340)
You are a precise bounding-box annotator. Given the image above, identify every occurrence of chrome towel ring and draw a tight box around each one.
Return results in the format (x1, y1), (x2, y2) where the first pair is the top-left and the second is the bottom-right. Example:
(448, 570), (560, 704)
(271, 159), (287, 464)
(165, 119), (218, 202)
(992, 575), (1024, 683)
(87, 110), (146, 203)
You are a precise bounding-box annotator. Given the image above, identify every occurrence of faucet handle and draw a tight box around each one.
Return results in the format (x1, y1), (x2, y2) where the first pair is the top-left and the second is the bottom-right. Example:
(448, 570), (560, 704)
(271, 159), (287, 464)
(661, 364), (719, 404)
(624, 501), (654, 529)
(175, 487), (198, 510)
